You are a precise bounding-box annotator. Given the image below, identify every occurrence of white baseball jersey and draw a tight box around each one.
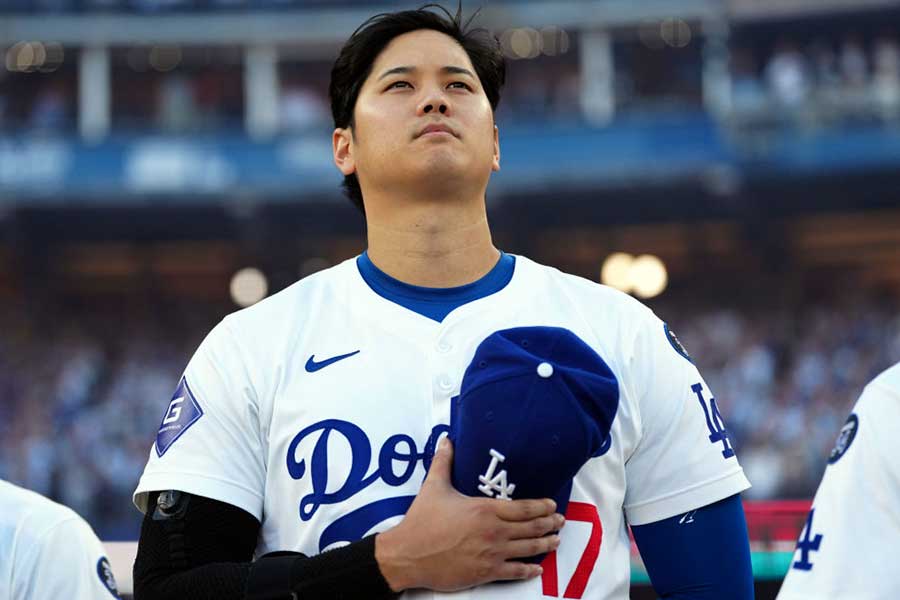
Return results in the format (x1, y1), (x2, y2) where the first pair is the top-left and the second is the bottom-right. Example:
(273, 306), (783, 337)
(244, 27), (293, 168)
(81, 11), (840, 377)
(777, 362), (900, 600)
(0, 479), (120, 600)
(134, 254), (750, 600)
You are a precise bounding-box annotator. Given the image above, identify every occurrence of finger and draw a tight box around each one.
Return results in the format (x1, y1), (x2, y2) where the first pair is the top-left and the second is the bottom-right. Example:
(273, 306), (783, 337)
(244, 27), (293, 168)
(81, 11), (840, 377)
(491, 561), (544, 582)
(494, 498), (557, 522)
(501, 535), (561, 560)
(425, 436), (453, 484)
(504, 513), (565, 540)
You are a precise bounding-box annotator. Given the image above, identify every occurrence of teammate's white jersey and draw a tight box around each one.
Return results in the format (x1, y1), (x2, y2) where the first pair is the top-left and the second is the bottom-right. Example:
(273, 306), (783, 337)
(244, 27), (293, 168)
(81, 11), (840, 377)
(0, 479), (120, 600)
(778, 362), (900, 600)
(134, 254), (750, 600)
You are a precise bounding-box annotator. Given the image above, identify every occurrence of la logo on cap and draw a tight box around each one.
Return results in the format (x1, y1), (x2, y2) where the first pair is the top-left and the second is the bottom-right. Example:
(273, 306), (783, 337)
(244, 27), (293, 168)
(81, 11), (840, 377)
(478, 449), (516, 499)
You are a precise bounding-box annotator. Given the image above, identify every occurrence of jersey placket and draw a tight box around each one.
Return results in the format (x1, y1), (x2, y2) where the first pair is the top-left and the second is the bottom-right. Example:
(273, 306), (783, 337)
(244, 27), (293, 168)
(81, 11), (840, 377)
(430, 328), (458, 435)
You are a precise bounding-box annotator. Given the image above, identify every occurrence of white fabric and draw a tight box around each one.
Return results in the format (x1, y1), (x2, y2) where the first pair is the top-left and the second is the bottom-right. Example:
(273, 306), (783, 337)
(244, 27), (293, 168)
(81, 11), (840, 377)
(778, 362), (900, 600)
(134, 255), (750, 599)
(0, 479), (119, 600)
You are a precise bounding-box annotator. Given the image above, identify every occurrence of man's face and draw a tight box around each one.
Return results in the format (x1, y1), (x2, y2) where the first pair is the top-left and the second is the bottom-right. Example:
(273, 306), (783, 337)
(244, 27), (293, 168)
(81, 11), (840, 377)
(333, 29), (500, 199)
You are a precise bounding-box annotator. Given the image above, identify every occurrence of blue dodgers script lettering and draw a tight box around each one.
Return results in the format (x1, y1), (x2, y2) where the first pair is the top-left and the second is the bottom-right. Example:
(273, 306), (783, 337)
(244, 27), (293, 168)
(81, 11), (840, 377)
(286, 419), (450, 550)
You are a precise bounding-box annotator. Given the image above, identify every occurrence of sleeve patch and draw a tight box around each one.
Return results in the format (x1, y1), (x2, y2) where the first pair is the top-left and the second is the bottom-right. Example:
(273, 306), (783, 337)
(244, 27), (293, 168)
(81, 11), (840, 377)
(827, 413), (858, 464)
(155, 376), (204, 457)
(664, 323), (693, 363)
(96, 557), (120, 598)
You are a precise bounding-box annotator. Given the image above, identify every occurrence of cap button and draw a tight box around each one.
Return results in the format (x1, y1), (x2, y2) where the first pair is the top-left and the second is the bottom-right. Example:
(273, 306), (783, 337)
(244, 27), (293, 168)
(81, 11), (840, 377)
(537, 362), (554, 378)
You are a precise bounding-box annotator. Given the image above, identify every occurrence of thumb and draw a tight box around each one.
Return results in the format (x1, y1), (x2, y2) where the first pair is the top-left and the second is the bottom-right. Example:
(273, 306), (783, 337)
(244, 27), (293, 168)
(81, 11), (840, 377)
(426, 436), (454, 485)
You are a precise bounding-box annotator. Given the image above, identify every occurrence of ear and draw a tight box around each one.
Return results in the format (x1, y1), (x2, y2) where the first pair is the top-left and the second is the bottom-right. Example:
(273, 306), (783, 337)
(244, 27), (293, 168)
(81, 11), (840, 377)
(333, 127), (356, 176)
(491, 124), (500, 172)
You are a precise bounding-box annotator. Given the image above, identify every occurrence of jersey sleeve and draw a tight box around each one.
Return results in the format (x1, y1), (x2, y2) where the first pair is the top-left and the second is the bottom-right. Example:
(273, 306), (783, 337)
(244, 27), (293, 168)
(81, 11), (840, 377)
(13, 516), (120, 599)
(776, 373), (900, 599)
(133, 317), (267, 521)
(622, 309), (750, 526)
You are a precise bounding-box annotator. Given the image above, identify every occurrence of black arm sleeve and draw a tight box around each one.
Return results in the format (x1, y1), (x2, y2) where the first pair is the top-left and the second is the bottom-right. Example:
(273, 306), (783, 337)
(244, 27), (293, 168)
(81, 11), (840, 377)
(133, 492), (257, 599)
(133, 491), (399, 600)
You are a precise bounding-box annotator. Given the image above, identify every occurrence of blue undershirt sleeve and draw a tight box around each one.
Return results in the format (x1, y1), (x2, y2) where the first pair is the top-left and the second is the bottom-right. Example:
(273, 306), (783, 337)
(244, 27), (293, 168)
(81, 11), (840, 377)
(630, 493), (754, 599)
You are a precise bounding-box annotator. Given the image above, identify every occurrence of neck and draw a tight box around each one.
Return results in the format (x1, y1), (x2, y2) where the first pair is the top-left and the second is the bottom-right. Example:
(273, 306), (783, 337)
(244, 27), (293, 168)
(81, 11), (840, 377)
(364, 193), (499, 288)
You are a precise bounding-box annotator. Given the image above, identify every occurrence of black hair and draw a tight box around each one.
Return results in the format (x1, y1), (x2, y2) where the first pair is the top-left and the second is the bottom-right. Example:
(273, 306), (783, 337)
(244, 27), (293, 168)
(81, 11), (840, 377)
(329, 3), (506, 214)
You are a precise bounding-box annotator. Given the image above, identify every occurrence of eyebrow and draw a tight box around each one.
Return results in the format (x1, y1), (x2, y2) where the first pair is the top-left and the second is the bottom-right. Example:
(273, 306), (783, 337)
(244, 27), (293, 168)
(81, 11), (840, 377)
(377, 65), (476, 81)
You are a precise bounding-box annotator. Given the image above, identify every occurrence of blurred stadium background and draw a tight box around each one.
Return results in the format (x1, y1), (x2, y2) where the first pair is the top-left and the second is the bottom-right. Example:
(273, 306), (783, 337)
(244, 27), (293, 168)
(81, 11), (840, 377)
(2, 0), (900, 596)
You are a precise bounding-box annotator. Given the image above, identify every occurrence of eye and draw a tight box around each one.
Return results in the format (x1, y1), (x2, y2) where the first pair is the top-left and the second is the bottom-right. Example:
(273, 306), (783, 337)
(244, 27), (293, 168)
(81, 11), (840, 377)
(386, 81), (412, 90)
(448, 81), (473, 91)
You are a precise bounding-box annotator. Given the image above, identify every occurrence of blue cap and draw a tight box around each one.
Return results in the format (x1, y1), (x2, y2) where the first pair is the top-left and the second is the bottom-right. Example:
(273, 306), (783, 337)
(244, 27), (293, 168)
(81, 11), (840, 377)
(449, 326), (619, 560)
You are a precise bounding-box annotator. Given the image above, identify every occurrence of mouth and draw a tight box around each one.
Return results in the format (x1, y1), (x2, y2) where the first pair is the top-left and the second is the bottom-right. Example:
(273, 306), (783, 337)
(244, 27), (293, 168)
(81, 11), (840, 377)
(417, 123), (458, 139)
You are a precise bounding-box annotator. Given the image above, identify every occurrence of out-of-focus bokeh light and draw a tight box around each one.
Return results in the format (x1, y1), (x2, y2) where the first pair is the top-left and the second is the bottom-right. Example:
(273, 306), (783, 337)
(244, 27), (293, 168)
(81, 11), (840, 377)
(639, 19), (692, 49)
(540, 26), (570, 56)
(512, 28), (542, 59)
(630, 254), (668, 299)
(660, 18), (692, 48)
(601, 252), (669, 298)
(230, 267), (268, 307)
(601, 252), (635, 291)
(501, 26), (570, 60)
(5, 42), (65, 73)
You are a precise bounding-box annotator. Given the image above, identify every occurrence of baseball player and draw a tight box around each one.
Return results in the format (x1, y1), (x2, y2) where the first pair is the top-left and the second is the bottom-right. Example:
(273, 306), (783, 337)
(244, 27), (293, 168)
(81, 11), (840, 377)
(777, 361), (900, 599)
(132, 5), (754, 599)
(1, 478), (120, 599)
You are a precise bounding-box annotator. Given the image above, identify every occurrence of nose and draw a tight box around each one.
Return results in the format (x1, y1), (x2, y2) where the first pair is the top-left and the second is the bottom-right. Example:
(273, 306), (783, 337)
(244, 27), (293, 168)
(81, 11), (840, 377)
(417, 87), (450, 116)
(422, 103), (448, 114)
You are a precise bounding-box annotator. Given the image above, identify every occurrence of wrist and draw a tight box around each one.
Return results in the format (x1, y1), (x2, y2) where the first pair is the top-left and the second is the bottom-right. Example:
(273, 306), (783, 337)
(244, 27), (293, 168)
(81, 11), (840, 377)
(375, 527), (416, 592)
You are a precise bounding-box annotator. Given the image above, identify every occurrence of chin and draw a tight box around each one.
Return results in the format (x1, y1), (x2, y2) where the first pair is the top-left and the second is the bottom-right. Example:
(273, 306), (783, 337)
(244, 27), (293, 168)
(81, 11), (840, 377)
(415, 154), (468, 180)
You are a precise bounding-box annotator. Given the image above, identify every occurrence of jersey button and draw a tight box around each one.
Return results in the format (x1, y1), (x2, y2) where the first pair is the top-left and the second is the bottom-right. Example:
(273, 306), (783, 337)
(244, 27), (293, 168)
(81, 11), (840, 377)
(436, 341), (452, 354)
(438, 375), (454, 391)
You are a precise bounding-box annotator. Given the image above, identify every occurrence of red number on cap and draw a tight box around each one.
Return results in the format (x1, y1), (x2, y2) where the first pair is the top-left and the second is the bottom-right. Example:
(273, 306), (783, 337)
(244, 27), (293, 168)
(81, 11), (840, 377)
(540, 502), (603, 598)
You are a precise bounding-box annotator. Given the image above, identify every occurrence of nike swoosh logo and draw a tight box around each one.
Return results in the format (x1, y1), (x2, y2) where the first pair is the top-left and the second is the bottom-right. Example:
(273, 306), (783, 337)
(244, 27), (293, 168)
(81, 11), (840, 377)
(305, 350), (360, 373)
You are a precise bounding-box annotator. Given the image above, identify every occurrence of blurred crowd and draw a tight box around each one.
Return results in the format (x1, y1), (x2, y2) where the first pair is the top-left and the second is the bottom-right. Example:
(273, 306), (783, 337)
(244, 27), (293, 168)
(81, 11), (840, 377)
(666, 295), (900, 500)
(0, 302), (215, 539)
(0, 51), (582, 134)
(731, 33), (900, 126)
(1, 290), (897, 539)
(5, 30), (900, 135)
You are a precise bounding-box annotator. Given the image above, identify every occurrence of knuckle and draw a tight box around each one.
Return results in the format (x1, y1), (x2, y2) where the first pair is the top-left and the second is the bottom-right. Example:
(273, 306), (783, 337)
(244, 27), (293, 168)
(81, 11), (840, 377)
(475, 562), (492, 580)
(482, 525), (501, 543)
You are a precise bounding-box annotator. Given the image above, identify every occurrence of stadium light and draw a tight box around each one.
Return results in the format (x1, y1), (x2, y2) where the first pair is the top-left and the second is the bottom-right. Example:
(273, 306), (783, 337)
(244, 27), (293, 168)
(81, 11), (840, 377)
(601, 252), (634, 292)
(630, 254), (668, 299)
(660, 19), (692, 48)
(540, 27), (570, 56)
(230, 267), (268, 307)
(500, 28), (542, 60)
(601, 252), (669, 299)
(5, 41), (53, 72)
(39, 43), (64, 72)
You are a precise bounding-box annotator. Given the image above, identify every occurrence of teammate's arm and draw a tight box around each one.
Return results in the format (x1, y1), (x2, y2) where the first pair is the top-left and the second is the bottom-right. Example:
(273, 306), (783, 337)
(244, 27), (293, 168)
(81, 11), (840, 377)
(631, 494), (754, 599)
(133, 439), (562, 599)
(16, 515), (121, 599)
